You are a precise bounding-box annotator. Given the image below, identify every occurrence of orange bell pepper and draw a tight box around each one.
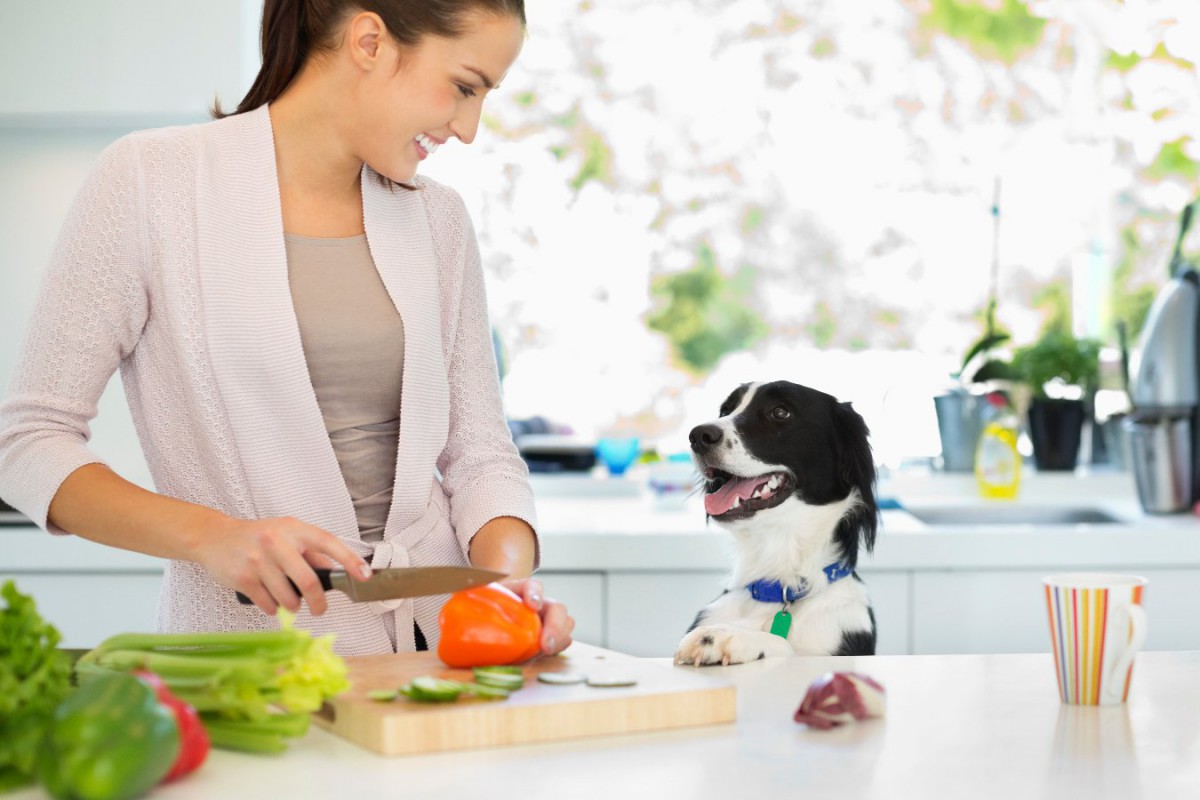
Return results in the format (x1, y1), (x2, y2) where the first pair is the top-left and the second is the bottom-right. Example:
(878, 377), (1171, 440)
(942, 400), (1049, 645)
(437, 583), (543, 668)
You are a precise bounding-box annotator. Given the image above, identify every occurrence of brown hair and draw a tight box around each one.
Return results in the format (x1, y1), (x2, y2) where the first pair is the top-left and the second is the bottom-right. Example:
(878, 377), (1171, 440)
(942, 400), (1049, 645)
(213, 0), (526, 119)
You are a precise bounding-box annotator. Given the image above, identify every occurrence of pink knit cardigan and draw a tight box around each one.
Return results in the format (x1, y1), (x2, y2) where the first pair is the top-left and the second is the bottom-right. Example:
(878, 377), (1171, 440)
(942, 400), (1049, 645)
(0, 105), (538, 654)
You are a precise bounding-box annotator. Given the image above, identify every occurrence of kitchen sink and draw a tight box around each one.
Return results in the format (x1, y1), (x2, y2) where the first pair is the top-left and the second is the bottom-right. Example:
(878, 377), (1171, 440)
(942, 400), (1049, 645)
(902, 505), (1122, 526)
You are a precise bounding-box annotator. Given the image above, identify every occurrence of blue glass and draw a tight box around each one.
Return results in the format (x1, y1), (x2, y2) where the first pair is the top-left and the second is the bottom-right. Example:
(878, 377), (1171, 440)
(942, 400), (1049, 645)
(595, 437), (640, 476)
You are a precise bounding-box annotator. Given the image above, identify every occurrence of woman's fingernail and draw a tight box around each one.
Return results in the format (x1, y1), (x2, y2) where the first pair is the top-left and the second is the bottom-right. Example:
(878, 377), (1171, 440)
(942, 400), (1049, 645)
(360, 564), (373, 579)
(545, 635), (557, 653)
(530, 592), (543, 609)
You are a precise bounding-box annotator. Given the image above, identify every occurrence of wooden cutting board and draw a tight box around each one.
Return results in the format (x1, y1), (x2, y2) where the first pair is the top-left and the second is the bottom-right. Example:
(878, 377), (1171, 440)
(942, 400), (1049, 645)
(313, 642), (736, 756)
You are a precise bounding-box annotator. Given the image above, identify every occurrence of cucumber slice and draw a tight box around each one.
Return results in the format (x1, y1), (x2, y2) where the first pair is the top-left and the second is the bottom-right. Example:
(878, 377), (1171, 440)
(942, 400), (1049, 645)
(472, 667), (525, 690)
(458, 682), (511, 700)
(537, 671), (587, 685)
(475, 674), (524, 690)
(474, 665), (523, 674)
(401, 676), (467, 702)
(366, 689), (399, 702)
(585, 675), (638, 688)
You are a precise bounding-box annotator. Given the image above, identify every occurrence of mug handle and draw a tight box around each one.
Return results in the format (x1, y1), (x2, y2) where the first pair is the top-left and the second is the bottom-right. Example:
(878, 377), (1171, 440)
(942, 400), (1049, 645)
(1102, 603), (1147, 704)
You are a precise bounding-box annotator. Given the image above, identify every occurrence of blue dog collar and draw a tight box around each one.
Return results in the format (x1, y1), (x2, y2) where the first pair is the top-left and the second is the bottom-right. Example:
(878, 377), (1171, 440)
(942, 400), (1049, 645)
(746, 563), (853, 604)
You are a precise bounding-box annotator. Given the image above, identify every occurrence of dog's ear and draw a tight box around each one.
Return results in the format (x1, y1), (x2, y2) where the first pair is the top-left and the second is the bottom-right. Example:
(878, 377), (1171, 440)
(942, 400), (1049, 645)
(833, 401), (878, 554)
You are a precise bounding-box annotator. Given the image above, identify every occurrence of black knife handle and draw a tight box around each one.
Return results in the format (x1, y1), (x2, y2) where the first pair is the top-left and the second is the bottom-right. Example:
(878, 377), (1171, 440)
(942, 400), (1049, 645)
(235, 568), (334, 605)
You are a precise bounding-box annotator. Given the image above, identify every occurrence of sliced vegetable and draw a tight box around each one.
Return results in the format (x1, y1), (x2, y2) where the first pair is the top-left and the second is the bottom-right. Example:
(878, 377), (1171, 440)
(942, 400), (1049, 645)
(472, 666), (525, 690)
(453, 681), (510, 700)
(400, 677), (466, 703)
(475, 665), (522, 674)
(585, 675), (638, 688)
(74, 609), (349, 754)
(367, 689), (400, 702)
(0, 580), (72, 792)
(437, 583), (542, 668)
(398, 676), (511, 703)
(38, 672), (180, 800)
(537, 671), (587, 685)
(794, 671), (887, 730)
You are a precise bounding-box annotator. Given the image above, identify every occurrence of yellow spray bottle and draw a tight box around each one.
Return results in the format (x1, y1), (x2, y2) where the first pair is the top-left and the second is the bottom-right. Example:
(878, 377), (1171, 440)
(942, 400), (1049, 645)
(975, 392), (1021, 499)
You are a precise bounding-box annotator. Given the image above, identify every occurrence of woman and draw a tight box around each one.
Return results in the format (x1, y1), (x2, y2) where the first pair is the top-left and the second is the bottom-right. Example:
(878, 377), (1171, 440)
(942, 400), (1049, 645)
(0, 0), (574, 656)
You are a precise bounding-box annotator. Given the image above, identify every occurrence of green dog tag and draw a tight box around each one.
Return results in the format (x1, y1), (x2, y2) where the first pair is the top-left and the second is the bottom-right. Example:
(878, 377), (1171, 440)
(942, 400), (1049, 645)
(770, 610), (792, 638)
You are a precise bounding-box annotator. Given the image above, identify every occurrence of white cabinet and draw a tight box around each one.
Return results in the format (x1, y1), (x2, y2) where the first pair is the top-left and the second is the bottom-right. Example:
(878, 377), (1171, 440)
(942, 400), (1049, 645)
(858, 570), (910, 656)
(0, 0), (256, 121)
(534, 572), (605, 649)
(606, 571), (729, 657)
(911, 569), (1200, 654)
(6, 523), (1197, 656)
(0, 572), (162, 649)
(602, 570), (912, 658)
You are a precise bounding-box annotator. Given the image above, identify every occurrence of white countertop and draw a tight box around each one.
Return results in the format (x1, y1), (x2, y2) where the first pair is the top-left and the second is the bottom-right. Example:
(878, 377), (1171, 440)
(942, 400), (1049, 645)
(11, 648), (1199, 799)
(528, 469), (1200, 571)
(5, 469), (1200, 573)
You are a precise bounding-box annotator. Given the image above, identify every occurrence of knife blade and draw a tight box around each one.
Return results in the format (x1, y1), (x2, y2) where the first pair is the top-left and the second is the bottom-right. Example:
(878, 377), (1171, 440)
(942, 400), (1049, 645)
(235, 566), (507, 605)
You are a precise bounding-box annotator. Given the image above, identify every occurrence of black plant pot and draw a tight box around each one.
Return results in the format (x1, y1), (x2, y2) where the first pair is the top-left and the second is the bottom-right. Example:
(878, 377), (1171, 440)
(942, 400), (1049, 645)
(1027, 398), (1085, 471)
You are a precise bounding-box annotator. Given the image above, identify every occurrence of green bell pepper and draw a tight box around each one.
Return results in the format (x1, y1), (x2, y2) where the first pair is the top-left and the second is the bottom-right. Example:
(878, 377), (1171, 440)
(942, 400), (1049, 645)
(38, 672), (180, 800)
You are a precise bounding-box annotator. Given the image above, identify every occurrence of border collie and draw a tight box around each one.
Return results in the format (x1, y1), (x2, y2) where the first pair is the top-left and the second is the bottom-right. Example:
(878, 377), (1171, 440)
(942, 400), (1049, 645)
(674, 380), (879, 665)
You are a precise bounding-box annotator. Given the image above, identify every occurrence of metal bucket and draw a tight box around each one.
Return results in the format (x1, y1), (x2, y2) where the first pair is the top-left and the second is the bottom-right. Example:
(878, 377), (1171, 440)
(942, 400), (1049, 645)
(1124, 413), (1192, 514)
(933, 391), (987, 473)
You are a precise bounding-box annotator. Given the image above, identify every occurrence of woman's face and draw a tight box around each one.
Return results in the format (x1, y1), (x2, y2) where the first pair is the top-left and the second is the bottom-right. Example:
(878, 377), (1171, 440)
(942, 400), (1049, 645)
(352, 9), (525, 184)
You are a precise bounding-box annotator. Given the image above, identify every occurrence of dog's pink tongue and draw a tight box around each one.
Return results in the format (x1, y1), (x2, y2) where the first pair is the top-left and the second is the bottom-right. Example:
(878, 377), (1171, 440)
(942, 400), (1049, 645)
(705, 477), (763, 516)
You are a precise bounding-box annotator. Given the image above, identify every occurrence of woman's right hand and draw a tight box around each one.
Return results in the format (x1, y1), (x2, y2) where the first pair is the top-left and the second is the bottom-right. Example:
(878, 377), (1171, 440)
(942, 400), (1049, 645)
(194, 515), (372, 617)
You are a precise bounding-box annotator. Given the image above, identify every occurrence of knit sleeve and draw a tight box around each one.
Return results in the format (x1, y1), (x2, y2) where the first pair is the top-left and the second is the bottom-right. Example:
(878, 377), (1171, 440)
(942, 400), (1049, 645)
(0, 135), (150, 533)
(425, 183), (540, 567)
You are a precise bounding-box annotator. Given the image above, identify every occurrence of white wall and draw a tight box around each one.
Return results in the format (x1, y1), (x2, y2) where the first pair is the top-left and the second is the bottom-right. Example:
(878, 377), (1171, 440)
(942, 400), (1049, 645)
(0, 128), (156, 490)
(0, 1), (257, 119)
(0, 1), (261, 498)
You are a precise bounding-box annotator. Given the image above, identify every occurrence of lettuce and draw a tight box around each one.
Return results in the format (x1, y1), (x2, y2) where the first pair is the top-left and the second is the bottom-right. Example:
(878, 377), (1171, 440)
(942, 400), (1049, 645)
(0, 580), (73, 791)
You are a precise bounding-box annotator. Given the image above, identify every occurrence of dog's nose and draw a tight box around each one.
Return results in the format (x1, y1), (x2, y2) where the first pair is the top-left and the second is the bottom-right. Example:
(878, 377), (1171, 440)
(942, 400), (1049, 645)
(689, 424), (723, 455)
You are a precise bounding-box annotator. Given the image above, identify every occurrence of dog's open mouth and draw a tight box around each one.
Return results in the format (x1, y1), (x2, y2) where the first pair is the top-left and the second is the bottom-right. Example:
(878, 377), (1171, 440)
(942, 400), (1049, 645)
(703, 468), (794, 519)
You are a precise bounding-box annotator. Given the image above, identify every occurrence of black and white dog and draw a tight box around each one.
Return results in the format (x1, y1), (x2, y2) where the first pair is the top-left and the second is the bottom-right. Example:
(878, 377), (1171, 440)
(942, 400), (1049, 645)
(674, 380), (880, 665)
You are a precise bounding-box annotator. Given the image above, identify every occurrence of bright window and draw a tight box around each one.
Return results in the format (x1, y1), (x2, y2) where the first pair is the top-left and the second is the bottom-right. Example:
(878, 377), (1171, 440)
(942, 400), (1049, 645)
(420, 0), (1200, 465)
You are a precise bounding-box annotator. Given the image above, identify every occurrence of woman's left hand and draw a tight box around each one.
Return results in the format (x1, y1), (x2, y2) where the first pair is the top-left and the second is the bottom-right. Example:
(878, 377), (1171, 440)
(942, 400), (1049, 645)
(501, 577), (575, 656)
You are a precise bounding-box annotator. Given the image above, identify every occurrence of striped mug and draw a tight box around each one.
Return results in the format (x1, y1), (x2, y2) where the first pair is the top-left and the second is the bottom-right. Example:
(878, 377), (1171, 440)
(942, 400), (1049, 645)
(1043, 574), (1148, 706)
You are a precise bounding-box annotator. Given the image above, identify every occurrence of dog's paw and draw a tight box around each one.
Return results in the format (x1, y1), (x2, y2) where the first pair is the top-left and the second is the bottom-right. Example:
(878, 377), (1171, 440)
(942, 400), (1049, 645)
(674, 624), (781, 666)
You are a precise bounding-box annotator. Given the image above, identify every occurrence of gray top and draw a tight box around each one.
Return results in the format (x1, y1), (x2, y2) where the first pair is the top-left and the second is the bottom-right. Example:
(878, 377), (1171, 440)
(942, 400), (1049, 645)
(286, 233), (405, 544)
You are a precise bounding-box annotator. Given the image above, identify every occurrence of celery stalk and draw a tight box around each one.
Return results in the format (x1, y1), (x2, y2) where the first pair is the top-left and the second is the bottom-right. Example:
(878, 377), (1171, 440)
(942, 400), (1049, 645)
(72, 611), (349, 754)
(202, 720), (289, 755)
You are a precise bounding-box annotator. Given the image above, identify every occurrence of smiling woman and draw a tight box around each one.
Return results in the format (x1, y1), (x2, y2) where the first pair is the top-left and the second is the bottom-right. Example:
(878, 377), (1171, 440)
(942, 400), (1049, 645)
(221, 0), (526, 217)
(0, 0), (575, 660)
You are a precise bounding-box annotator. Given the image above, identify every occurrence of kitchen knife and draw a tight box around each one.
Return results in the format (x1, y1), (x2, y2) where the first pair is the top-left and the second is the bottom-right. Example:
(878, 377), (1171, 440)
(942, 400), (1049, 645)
(235, 566), (507, 605)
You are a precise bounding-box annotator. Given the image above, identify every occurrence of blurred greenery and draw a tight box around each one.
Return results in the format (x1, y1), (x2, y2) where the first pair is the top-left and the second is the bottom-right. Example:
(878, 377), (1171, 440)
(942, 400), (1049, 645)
(1010, 283), (1101, 396)
(1146, 138), (1200, 183)
(1111, 223), (1161, 342)
(960, 329), (1017, 384)
(920, 0), (1046, 64)
(647, 243), (767, 373)
(1031, 281), (1072, 335)
(1106, 43), (1195, 73)
(1012, 328), (1102, 398)
(570, 127), (615, 190)
(806, 301), (838, 349)
(479, 0), (1200, 416)
(740, 206), (766, 236)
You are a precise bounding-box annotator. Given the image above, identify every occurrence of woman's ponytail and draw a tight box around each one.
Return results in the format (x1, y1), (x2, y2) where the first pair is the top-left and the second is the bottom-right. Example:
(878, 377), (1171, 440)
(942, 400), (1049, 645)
(212, 0), (310, 118)
(212, 0), (526, 119)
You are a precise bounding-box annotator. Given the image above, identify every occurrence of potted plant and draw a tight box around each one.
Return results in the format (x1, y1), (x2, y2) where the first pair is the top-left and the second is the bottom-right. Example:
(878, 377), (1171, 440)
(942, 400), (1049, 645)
(934, 178), (1021, 471)
(1011, 329), (1101, 471)
(934, 301), (1018, 472)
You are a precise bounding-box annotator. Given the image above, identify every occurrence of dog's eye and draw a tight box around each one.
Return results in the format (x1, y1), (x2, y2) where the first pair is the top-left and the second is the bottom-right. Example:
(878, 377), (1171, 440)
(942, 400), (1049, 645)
(770, 406), (791, 420)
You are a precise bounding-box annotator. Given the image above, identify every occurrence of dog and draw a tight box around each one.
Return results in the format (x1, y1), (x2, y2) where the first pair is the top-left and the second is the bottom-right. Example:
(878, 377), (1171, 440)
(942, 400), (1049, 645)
(674, 380), (879, 666)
